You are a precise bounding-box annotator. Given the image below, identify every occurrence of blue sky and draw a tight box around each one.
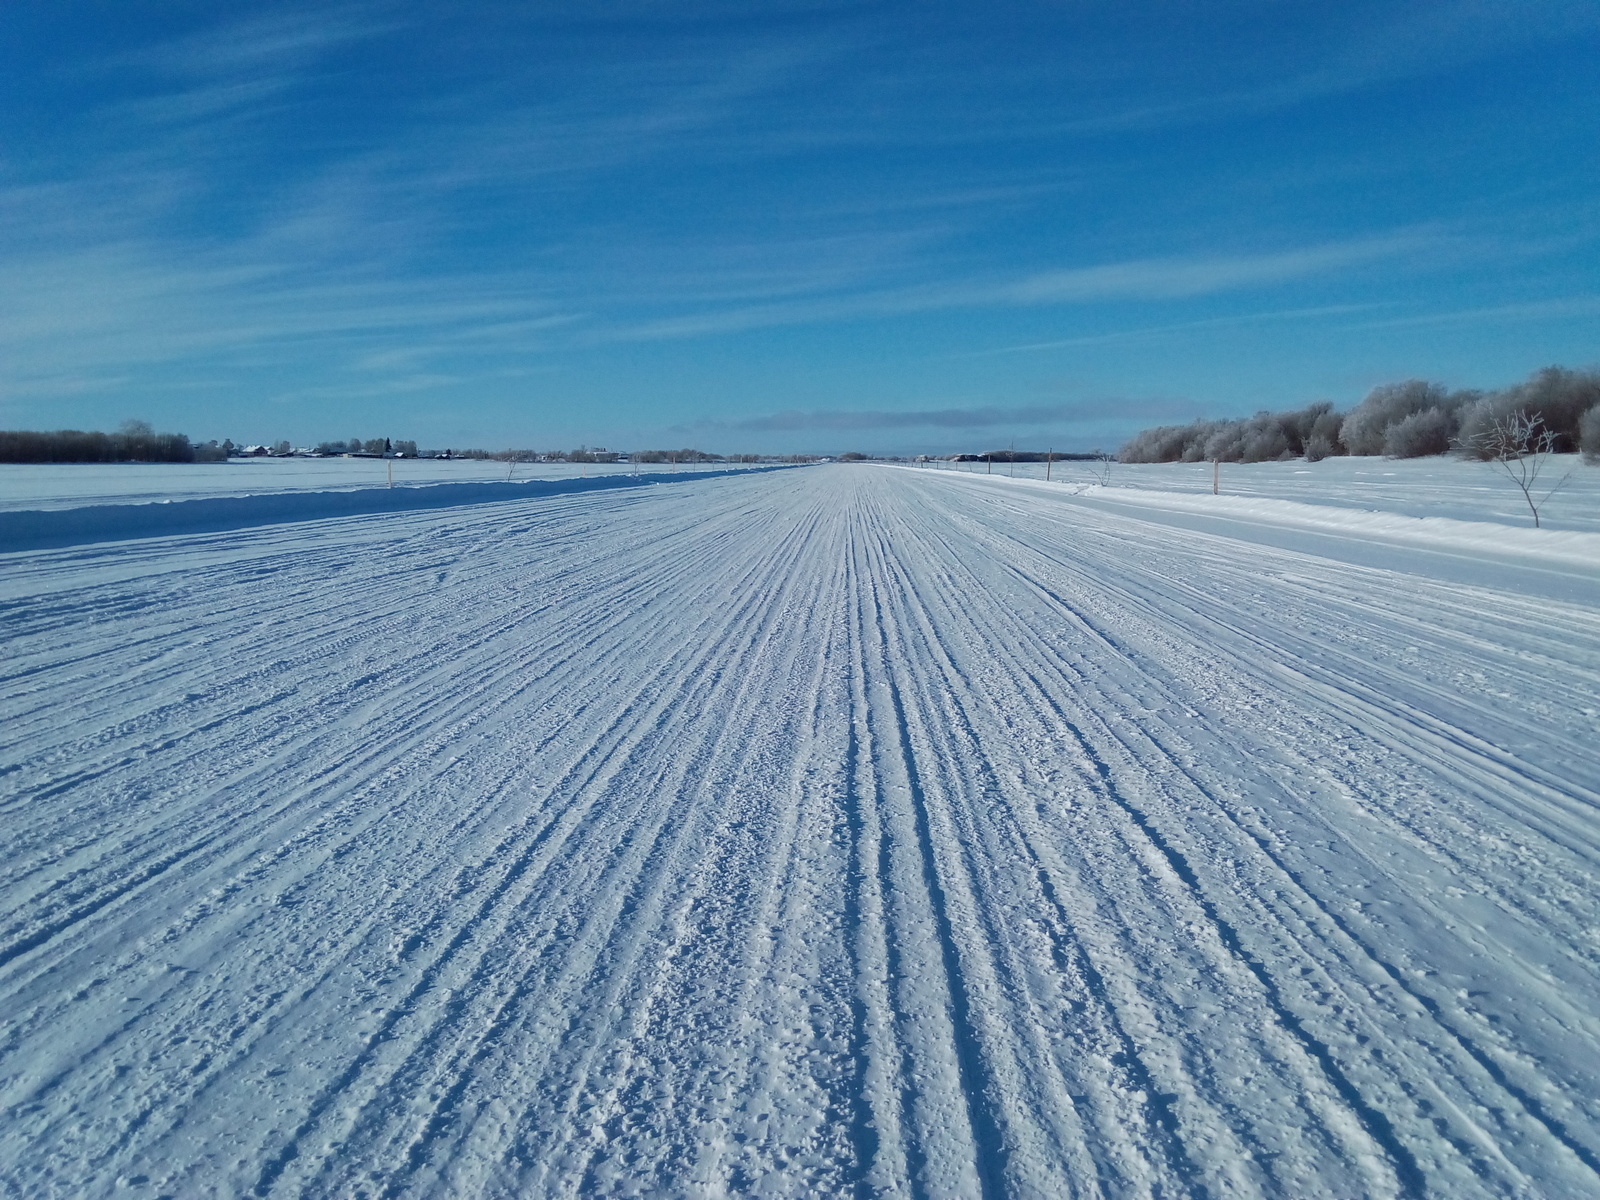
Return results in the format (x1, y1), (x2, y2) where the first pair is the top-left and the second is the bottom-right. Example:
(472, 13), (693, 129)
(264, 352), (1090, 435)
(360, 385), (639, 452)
(2, 2), (1597, 454)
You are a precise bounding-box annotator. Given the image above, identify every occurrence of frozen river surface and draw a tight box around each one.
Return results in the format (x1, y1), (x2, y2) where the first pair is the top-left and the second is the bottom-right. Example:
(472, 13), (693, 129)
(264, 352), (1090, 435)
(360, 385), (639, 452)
(3, 465), (1599, 1197)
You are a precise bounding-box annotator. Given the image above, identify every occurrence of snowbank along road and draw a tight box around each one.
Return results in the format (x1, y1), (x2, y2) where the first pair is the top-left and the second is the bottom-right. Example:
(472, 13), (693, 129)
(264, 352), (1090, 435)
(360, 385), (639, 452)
(3, 465), (1599, 1198)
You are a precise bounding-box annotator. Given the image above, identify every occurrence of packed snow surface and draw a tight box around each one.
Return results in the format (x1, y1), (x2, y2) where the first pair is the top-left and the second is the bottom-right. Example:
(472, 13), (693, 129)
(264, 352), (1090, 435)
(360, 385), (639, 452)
(3, 465), (1599, 1198)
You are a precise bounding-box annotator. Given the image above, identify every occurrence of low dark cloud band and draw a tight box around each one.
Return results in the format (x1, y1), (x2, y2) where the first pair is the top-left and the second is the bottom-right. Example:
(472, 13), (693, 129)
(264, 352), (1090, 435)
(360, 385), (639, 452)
(679, 399), (1200, 433)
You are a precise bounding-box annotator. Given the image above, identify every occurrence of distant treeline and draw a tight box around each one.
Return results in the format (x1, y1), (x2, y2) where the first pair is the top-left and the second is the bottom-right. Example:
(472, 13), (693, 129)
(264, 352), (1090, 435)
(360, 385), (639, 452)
(1119, 365), (1600, 463)
(964, 450), (1108, 462)
(0, 430), (813, 466)
(0, 422), (194, 464)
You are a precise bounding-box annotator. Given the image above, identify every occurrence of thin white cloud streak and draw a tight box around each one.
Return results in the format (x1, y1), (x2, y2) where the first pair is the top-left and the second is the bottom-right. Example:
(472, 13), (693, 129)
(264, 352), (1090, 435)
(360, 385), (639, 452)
(996, 239), (1415, 303)
(112, 6), (393, 80)
(0, 9), (1469, 403)
(980, 1), (1600, 143)
(1347, 296), (1600, 331)
(0, 238), (582, 405)
(606, 235), (1429, 343)
(3, 2), (1581, 416)
(0, 216), (1432, 403)
(7, 16), (1436, 380)
(971, 303), (1390, 356)
(662, 2), (1600, 154)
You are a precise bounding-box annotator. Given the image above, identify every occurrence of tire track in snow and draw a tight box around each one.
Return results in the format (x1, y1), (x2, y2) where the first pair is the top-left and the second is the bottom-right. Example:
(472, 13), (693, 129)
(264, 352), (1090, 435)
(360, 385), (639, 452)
(990, 565), (1600, 1185)
(857, 502), (1227, 1197)
(871, 489), (1375, 1195)
(248, 501), (844, 1195)
(902, 469), (1600, 1191)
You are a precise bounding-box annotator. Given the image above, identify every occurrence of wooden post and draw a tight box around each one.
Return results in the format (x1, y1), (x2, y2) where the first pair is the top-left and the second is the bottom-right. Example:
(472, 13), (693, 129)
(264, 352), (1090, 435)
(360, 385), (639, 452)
(1213, 460), (1219, 495)
(1046, 449), (1053, 481)
(387, 459), (393, 489)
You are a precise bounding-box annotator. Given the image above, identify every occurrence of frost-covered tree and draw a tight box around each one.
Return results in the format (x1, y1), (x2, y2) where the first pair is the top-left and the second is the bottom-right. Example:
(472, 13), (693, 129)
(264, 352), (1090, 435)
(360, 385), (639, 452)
(1340, 381), (1453, 455)
(1116, 364), (1596, 465)
(1118, 423), (1197, 463)
(1581, 404), (1600, 464)
(1120, 403), (1336, 463)
(1383, 407), (1456, 457)
(1458, 367), (1600, 456)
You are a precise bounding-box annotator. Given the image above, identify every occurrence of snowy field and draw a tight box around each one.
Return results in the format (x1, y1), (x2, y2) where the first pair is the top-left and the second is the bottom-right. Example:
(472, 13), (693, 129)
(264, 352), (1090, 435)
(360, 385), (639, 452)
(0, 457), (752, 513)
(3, 464), (1600, 1197)
(929, 454), (1600, 532)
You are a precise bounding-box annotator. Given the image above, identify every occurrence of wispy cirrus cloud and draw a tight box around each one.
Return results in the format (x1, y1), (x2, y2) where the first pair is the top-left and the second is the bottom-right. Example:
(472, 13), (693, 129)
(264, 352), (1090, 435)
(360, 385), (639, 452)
(608, 233), (1432, 343)
(993, 237), (1420, 304)
(6, 2), (1596, 443)
(1011, 1), (1600, 141)
(970, 303), (1390, 356)
(112, 5), (394, 83)
(1348, 295), (1600, 332)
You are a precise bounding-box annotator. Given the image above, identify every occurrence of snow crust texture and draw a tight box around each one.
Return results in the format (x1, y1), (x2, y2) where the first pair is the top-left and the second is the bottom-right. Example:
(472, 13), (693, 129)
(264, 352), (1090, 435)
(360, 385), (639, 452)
(3, 466), (1599, 1198)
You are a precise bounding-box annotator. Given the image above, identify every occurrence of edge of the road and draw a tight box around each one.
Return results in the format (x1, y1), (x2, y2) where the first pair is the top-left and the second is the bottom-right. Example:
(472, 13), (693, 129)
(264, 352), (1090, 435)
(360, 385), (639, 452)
(892, 466), (1600, 606)
(0, 465), (803, 554)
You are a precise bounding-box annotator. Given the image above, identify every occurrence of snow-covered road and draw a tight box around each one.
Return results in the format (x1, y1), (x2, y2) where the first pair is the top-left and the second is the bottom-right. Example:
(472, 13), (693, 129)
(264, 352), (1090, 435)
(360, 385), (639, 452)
(3, 466), (1599, 1197)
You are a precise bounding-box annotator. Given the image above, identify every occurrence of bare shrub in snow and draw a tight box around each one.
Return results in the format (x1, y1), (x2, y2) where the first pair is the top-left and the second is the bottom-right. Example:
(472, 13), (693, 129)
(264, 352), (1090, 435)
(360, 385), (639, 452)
(1462, 410), (1573, 527)
(1304, 433), (1336, 462)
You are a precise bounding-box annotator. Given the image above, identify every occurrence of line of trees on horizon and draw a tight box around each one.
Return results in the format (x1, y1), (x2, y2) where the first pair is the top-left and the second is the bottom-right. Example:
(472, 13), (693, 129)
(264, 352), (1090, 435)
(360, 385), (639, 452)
(1118, 365), (1600, 464)
(0, 421), (195, 464)
(0, 426), (818, 466)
